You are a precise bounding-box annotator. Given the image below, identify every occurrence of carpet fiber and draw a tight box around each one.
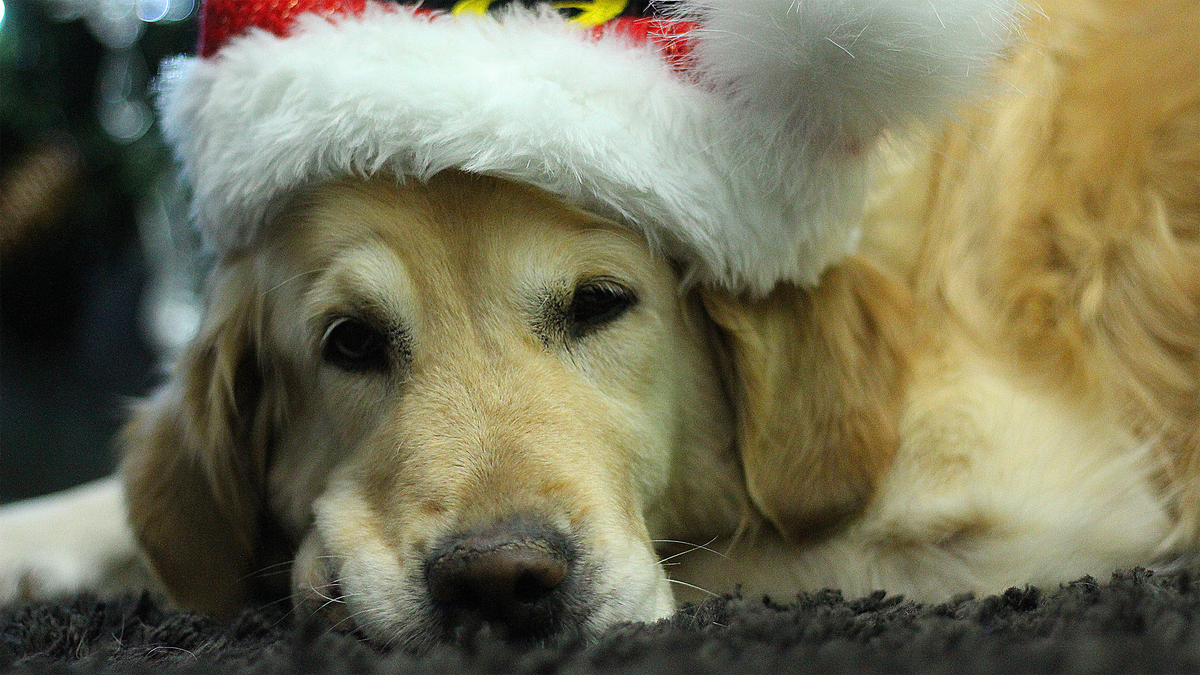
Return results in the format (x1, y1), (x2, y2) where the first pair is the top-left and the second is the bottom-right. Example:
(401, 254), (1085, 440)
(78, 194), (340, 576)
(4, 568), (1200, 673)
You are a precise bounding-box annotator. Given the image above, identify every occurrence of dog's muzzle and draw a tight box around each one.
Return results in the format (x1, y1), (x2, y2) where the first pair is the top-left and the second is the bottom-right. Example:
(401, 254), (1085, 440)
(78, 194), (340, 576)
(424, 517), (590, 644)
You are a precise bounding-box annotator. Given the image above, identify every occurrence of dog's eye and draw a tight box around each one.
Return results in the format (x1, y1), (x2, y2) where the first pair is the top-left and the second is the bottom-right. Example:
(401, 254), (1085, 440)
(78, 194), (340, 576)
(568, 281), (637, 337)
(322, 318), (389, 373)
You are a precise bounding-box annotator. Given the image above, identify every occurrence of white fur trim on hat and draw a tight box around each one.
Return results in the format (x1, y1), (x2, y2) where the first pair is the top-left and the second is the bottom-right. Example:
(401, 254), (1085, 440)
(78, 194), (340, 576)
(158, 1), (1020, 293)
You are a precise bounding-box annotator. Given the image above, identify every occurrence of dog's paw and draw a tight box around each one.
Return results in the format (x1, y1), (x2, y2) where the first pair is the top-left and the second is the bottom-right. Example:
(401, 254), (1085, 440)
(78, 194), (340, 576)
(0, 477), (143, 604)
(0, 552), (102, 603)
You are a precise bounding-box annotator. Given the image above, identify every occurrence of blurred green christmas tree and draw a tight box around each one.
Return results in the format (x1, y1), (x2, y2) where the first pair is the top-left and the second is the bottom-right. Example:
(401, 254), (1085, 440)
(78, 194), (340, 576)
(0, 0), (196, 501)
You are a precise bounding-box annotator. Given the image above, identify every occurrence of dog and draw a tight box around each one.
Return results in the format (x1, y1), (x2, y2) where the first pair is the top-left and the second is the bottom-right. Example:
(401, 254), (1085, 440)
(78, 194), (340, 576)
(1, 0), (1197, 652)
(119, 171), (741, 647)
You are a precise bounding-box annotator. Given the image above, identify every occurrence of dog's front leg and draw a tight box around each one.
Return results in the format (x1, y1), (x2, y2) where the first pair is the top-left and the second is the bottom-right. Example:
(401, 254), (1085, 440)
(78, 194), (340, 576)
(0, 475), (148, 603)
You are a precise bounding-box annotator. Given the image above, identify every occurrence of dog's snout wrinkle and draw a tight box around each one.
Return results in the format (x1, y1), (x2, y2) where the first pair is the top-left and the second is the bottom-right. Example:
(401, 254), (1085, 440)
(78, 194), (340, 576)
(425, 519), (580, 641)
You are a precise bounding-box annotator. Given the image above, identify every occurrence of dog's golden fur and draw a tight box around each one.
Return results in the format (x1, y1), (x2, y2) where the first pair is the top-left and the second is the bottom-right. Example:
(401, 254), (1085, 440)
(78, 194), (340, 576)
(103, 0), (1199, 648)
(669, 0), (1198, 602)
(121, 175), (744, 645)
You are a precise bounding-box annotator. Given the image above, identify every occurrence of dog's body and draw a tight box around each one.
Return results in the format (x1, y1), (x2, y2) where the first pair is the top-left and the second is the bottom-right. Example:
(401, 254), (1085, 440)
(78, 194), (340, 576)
(683, 0), (1200, 601)
(2, 0), (1197, 650)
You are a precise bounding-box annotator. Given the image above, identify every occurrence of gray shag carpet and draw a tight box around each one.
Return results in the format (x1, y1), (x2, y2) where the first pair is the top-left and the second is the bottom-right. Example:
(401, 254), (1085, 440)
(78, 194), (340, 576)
(4, 567), (1200, 673)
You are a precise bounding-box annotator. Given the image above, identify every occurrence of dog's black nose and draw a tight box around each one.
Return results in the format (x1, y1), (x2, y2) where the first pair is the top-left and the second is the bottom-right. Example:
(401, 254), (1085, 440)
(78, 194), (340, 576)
(428, 540), (567, 607)
(425, 519), (578, 642)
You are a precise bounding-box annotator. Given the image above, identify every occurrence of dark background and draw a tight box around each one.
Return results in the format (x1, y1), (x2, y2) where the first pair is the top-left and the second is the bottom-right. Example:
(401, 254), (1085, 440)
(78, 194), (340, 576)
(1, 0), (196, 503)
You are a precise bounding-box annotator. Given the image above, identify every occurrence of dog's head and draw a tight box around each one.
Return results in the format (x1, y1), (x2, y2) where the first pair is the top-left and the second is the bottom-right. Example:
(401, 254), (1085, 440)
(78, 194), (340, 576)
(122, 171), (910, 648)
(122, 172), (742, 647)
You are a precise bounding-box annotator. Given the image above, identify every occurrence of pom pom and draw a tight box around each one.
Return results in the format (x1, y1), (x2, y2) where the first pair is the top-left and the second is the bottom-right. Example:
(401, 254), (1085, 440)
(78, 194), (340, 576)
(680, 0), (1022, 153)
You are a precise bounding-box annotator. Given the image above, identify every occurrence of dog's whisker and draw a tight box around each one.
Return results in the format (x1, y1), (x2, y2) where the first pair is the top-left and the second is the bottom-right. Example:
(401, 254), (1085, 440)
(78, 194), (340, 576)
(249, 566), (296, 581)
(253, 560), (296, 572)
(265, 593), (313, 630)
(273, 587), (312, 606)
(655, 549), (699, 566)
(327, 604), (376, 635)
(262, 268), (321, 296)
(274, 581), (360, 636)
(652, 536), (729, 563)
(307, 581), (346, 606)
(667, 577), (720, 598)
(236, 560), (295, 584)
(316, 594), (347, 614)
(266, 574), (352, 630)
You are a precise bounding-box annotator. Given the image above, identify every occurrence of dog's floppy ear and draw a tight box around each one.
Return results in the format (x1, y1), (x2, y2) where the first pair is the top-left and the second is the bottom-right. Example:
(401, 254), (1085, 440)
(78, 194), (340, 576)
(701, 257), (918, 539)
(120, 259), (278, 615)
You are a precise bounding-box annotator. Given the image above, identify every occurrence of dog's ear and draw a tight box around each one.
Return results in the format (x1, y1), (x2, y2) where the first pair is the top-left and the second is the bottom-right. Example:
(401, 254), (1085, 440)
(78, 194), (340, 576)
(700, 257), (917, 539)
(120, 260), (277, 615)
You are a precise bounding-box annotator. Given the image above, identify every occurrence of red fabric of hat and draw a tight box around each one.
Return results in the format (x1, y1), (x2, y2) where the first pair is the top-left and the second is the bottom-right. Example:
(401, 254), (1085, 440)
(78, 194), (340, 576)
(199, 0), (695, 66)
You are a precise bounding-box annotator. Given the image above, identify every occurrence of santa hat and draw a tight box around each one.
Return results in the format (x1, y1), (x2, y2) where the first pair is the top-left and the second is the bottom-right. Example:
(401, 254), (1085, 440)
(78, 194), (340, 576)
(158, 0), (1020, 294)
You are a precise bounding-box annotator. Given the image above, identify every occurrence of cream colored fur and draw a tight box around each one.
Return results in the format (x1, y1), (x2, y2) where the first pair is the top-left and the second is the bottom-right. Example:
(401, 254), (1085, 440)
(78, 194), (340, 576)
(1, 0), (1196, 650)
(679, 0), (1199, 601)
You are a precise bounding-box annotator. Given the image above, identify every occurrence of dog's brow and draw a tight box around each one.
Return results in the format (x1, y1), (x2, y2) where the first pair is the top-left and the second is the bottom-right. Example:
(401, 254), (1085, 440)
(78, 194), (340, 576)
(307, 242), (415, 331)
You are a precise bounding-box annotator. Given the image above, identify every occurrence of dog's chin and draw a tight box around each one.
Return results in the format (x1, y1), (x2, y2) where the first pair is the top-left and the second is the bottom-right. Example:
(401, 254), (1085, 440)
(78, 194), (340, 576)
(291, 521), (677, 652)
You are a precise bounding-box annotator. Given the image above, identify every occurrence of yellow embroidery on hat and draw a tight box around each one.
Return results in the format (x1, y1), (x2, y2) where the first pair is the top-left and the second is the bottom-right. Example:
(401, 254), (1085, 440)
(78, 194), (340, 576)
(450, 0), (494, 14)
(549, 0), (626, 26)
(450, 0), (628, 26)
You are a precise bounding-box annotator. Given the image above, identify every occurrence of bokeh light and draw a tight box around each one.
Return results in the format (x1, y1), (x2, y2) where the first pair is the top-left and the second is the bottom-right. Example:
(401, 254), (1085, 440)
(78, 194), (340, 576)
(137, 0), (194, 23)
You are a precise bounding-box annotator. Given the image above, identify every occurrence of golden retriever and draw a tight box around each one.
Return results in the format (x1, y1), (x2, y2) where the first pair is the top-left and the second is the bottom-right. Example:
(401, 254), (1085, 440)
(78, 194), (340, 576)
(120, 172), (739, 646)
(1, 0), (1196, 652)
